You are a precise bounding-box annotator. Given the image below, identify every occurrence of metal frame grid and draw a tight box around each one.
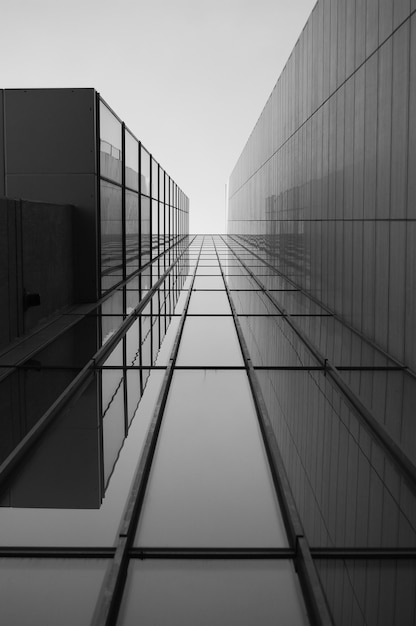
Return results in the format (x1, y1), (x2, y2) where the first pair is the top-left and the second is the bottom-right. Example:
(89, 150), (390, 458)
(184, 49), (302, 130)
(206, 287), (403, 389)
(1, 234), (416, 624)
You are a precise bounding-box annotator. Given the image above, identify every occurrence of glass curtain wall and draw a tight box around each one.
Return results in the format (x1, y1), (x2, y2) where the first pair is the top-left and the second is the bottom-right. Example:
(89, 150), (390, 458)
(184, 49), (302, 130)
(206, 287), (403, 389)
(99, 96), (189, 295)
(227, 1), (416, 624)
(0, 236), (191, 624)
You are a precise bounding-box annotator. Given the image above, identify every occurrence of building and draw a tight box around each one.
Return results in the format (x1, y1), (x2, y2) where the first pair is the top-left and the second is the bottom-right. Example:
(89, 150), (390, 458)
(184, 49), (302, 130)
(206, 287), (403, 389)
(0, 0), (416, 624)
(227, 0), (416, 624)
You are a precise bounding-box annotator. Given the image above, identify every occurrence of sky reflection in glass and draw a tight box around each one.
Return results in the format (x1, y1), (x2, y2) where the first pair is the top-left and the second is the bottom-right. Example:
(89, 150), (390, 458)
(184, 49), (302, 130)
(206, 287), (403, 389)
(119, 559), (309, 626)
(176, 317), (243, 366)
(135, 370), (287, 547)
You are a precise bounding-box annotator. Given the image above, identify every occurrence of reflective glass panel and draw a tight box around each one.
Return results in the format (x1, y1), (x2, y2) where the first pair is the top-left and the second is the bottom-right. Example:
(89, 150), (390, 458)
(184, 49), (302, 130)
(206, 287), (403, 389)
(119, 560), (309, 625)
(0, 370), (165, 546)
(0, 558), (107, 626)
(99, 101), (122, 183)
(125, 130), (139, 190)
(193, 276), (225, 289)
(0, 374), (101, 510)
(197, 266), (221, 275)
(239, 315), (315, 367)
(140, 195), (150, 266)
(151, 158), (158, 199)
(188, 290), (231, 314)
(176, 317), (243, 366)
(102, 379), (125, 486)
(316, 559), (416, 626)
(101, 181), (123, 292)
(135, 370), (287, 547)
(125, 190), (139, 276)
(256, 369), (416, 549)
(140, 146), (150, 196)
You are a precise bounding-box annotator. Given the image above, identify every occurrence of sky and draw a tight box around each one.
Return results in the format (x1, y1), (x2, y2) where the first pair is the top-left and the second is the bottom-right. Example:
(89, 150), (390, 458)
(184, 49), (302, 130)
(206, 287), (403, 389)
(1, 0), (316, 233)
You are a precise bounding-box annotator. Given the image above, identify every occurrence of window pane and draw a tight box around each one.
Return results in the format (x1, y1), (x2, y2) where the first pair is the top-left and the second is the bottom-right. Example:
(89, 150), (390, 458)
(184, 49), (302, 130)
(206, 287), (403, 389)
(135, 370), (287, 547)
(125, 190), (139, 276)
(0, 370), (165, 547)
(176, 317), (243, 366)
(119, 560), (309, 626)
(152, 199), (158, 258)
(140, 146), (150, 196)
(101, 181), (123, 292)
(99, 101), (122, 183)
(125, 131), (139, 191)
(159, 167), (165, 200)
(0, 558), (108, 626)
(151, 158), (158, 199)
(188, 290), (231, 314)
(316, 558), (416, 626)
(140, 195), (150, 266)
(193, 276), (225, 289)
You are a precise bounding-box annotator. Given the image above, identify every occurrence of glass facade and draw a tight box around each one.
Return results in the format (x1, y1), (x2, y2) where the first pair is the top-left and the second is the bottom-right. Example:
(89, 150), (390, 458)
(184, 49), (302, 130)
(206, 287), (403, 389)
(0, 236), (317, 625)
(1, 1), (416, 623)
(99, 97), (189, 294)
(227, 1), (416, 624)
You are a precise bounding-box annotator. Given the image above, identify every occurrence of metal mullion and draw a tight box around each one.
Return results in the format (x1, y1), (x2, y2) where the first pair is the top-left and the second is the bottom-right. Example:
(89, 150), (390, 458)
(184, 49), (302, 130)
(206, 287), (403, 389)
(221, 236), (416, 491)
(212, 238), (333, 626)
(91, 238), (204, 626)
(310, 547), (416, 559)
(0, 547), (116, 559)
(129, 547), (295, 560)
(96, 365), (246, 371)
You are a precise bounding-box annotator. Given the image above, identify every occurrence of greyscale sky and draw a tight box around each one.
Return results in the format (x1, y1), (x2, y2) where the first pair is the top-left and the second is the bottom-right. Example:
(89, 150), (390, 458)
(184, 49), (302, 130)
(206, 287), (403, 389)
(1, 0), (316, 233)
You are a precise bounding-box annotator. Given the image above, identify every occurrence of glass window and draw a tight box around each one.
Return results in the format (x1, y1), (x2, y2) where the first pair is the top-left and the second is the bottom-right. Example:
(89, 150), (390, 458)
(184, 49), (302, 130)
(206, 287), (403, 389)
(159, 201), (165, 251)
(135, 370), (287, 547)
(99, 100), (122, 183)
(159, 167), (165, 201)
(0, 373), (101, 511)
(316, 558), (416, 626)
(102, 378), (125, 486)
(151, 158), (158, 199)
(197, 266), (221, 276)
(119, 560), (308, 625)
(0, 558), (107, 625)
(0, 369), (165, 547)
(193, 276), (225, 289)
(125, 131), (139, 191)
(140, 146), (150, 196)
(238, 315), (314, 367)
(188, 290), (231, 314)
(140, 195), (150, 266)
(176, 317), (243, 366)
(100, 181), (123, 292)
(125, 191), (139, 276)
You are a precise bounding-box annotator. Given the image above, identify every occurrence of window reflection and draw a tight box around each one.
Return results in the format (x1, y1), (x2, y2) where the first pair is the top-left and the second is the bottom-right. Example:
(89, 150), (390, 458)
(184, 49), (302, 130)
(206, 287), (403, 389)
(119, 560), (309, 626)
(99, 101), (122, 183)
(125, 131), (139, 191)
(101, 181), (122, 292)
(125, 190), (139, 276)
(140, 146), (150, 196)
(135, 370), (287, 548)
